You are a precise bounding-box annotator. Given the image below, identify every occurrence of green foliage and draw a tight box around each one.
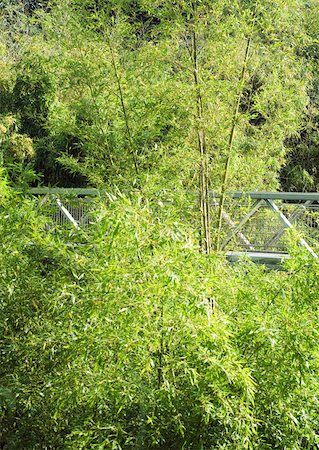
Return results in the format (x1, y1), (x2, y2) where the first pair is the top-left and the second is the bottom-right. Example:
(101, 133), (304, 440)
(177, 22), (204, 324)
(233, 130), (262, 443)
(0, 114), (40, 186)
(2, 1), (319, 448)
(0, 192), (254, 449)
(280, 0), (319, 192)
(1, 191), (319, 448)
(228, 258), (319, 449)
(0, 0), (313, 190)
(12, 55), (54, 138)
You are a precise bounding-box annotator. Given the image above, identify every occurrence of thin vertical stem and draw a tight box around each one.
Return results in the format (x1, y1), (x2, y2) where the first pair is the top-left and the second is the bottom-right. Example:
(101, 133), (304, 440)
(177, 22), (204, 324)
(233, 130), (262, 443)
(215, 4), (258, 250)
(107, 36), (139, 175)
(191, 1), (211, 254)
(158, 297), (164, 388)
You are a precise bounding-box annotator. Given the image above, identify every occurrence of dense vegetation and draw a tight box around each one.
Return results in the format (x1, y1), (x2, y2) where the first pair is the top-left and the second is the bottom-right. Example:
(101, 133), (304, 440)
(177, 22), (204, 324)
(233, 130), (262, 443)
(1, 0), (319, 191)
(2, 1), (319, 449)
(1, 180), (319, 449)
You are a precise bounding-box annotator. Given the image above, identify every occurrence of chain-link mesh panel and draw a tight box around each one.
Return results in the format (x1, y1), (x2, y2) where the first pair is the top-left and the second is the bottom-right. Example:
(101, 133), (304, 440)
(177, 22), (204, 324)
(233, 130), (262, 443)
(35, 194), (97, 232)
(211, 197), (319, 253)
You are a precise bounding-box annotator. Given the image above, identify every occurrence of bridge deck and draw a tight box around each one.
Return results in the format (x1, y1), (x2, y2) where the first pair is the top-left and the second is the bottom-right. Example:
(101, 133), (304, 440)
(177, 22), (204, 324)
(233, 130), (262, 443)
(211, 191), (319, 201)
(227, 251), (290, 266)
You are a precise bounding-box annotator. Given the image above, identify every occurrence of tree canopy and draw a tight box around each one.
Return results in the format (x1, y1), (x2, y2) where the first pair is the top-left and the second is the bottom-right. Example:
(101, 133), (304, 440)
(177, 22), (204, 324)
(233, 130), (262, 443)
(1, 0), (318, 192)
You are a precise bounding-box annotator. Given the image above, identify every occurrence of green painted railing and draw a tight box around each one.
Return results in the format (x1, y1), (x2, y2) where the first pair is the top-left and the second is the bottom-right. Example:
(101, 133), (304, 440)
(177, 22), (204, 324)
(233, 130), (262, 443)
(17, 188), (319, 261)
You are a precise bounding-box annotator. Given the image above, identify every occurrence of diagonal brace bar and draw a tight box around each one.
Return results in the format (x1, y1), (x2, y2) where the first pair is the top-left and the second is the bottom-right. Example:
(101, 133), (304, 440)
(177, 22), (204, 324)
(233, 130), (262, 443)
(220, 199), (265, 250)
(265, 199), (318, 259)
(56, 197), (80, 230)
(211, 199), (255, 250)
(265, 200), (313, 248)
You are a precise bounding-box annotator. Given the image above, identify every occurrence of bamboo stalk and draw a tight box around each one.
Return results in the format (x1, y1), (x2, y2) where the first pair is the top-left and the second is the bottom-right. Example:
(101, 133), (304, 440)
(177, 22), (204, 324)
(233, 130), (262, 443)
(158, 297), (164, 388)
(191, 1), (211, 254)
(215, 3), (258, 251)
(107, 36), (139, 175)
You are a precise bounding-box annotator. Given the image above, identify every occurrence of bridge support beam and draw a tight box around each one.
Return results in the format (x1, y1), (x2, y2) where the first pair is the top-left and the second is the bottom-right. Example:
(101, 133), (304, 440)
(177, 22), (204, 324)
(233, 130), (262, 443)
(265, 199), (318, 260)
(210, 191), (319, 260)
(220, 199), (265, 250)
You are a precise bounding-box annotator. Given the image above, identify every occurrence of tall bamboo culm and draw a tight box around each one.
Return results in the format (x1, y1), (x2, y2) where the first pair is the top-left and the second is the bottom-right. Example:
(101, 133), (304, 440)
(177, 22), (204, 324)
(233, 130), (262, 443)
(107, 35), (139, 175)
(215, 3), (258, 251)
(191, 1), (211, 254)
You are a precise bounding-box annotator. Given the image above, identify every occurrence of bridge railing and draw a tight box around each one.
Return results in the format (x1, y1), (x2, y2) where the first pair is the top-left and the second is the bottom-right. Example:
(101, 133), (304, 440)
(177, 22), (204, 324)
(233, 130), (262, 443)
(16, 188), (319, 259)
(18, 188), (100, 232)
(210, 192), (319, 259)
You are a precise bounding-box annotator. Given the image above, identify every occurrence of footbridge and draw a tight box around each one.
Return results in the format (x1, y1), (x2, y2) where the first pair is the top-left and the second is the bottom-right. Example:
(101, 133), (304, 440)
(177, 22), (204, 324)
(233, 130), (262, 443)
(21, 188), (319, 265)
(211, 191), (319, 264)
